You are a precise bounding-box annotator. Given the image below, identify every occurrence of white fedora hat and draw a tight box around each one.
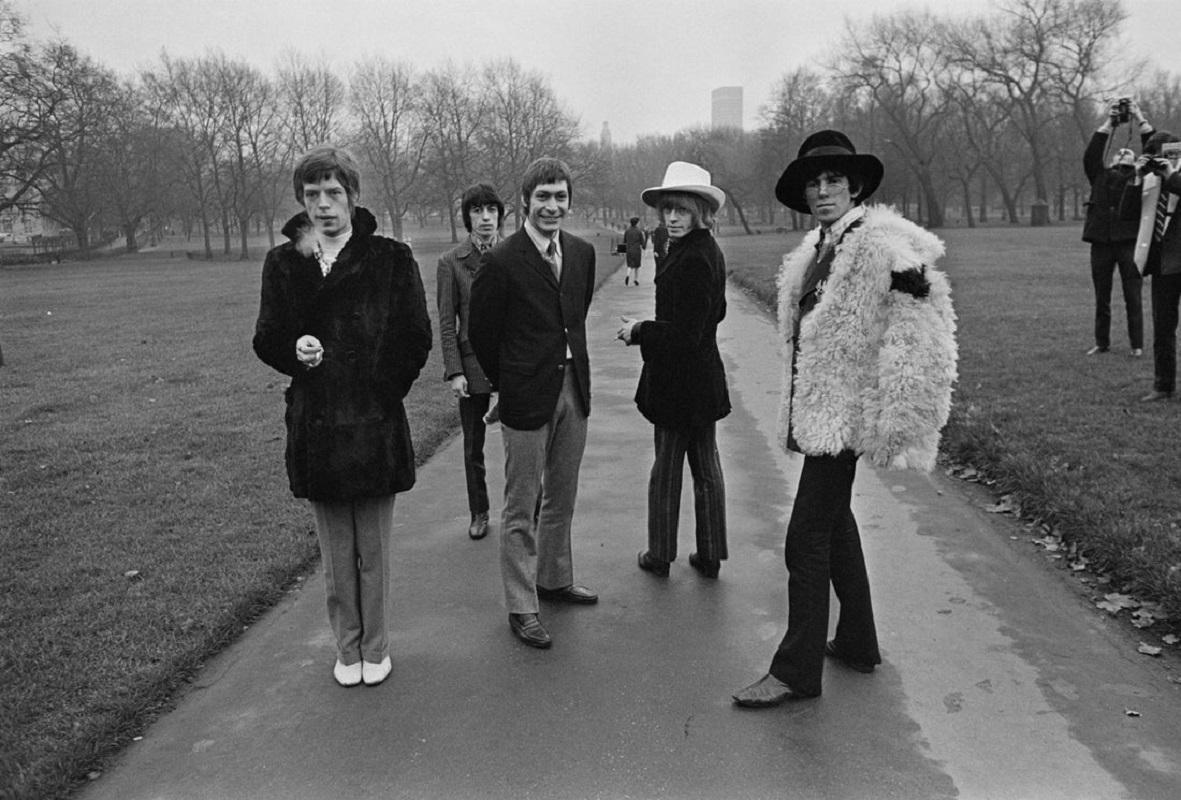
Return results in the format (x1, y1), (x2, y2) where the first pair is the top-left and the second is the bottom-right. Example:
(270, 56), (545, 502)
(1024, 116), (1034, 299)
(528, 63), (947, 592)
(641, 161), (726, 213)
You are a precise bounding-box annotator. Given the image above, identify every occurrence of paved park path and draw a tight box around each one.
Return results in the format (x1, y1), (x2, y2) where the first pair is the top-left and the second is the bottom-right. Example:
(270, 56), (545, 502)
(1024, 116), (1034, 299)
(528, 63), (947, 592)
(79, 250), (1181, 800)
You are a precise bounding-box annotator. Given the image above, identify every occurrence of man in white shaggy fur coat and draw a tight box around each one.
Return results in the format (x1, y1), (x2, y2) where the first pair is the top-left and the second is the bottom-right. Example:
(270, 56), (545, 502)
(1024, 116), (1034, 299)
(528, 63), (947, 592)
(734, 130), (957, 708)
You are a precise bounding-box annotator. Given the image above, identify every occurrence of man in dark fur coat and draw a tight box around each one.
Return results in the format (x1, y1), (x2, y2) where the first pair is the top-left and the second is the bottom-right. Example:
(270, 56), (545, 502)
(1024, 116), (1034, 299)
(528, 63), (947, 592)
(253, 146), (432, 688)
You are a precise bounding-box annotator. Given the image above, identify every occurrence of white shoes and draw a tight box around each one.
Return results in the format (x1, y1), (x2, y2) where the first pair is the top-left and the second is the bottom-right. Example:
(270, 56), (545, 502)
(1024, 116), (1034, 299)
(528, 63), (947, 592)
(362, 656), (392, 686)
(333, 659), (362, 687)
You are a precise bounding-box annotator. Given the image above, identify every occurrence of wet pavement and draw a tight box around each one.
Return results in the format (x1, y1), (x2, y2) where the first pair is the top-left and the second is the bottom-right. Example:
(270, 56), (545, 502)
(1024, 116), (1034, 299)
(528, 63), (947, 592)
(78, 251), (1181, 800)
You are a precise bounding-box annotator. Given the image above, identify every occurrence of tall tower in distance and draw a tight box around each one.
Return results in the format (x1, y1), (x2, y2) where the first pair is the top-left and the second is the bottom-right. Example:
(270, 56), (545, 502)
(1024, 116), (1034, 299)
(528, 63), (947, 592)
(711, 87), (743, 130)
(600, 121), (613, 149)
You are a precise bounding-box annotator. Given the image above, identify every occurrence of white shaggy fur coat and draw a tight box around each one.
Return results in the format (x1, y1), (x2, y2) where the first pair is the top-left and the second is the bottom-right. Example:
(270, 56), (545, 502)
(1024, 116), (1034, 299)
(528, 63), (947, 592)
(776, 205), (957, 472)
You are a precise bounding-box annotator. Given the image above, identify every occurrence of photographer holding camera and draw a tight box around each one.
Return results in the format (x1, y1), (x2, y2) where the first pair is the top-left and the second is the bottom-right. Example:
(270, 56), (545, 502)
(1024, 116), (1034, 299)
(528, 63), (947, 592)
(1082, 98), (1154, 358)
(1128, 128), (1181, 401)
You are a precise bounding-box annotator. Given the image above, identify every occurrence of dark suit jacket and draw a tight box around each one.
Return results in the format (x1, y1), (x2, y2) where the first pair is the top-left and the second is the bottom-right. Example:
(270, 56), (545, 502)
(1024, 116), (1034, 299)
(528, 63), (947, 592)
(469, 227), (596, 430)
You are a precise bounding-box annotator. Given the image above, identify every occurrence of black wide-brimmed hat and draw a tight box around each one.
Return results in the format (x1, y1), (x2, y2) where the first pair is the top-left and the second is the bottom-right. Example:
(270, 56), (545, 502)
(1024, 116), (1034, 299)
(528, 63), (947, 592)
(774, 130), (884, 214)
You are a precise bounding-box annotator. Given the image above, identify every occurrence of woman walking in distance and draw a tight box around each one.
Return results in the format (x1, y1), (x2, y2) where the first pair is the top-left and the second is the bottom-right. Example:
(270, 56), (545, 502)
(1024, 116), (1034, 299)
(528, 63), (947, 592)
(253, 146), (432, 687)
(618, 162), (731, 580)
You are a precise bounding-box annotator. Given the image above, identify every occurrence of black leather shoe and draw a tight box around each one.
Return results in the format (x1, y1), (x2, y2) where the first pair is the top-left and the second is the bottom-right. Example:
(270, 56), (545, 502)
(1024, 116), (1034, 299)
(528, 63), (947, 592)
(537, 584), (598, 604)
(1140, 390), (1173, 402)
(468, 511), (489, 540)
(508, 613), (552, 649)
(825, 640), (876, 674)
(732, 674), (816, 708)
(637, 550), (669, 577)
(688, 552), (720, 579)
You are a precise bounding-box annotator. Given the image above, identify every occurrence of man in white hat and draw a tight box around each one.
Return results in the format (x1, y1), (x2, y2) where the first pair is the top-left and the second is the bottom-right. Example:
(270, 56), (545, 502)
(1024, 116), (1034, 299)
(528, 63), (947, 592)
(733, 131), (957, 708)
(618, 161), (731, 581)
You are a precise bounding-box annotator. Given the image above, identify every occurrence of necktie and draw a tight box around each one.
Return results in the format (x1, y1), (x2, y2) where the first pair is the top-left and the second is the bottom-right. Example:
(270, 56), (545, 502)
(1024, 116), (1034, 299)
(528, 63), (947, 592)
(1154, 191), (1170, 242)
(544, 240), (560, 282)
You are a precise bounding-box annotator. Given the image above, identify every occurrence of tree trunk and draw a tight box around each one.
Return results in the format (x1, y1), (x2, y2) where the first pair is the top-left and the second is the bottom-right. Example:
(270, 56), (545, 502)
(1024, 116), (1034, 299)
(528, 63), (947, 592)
(123, 223), (139, 252)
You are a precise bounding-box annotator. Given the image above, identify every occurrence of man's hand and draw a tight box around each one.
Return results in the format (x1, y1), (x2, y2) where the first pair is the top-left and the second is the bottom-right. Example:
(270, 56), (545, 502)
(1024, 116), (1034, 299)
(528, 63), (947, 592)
(450, 374), (469, 399)
(296, 334), (323, 368)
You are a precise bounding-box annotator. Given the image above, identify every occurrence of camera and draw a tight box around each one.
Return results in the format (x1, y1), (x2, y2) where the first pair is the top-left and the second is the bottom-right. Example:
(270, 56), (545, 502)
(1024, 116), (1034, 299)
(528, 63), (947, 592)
(1117, 97), (1131, 124)
(1137, 158), (1169, 177)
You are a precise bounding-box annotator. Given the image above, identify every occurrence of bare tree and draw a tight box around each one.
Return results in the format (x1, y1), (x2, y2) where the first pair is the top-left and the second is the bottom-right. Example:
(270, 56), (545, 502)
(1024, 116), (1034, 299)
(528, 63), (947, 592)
(36, 43), (121, 250)
(835, 11), (954, 227)
(479, 58), (580, 221)
(275, 51), (345, 157)
(0, 3), (62, 215)
(944, 0), (1125, 225)
(216, 58), (279, 258)
(348, 57), (428, 240)
(420, 63), (486, 242)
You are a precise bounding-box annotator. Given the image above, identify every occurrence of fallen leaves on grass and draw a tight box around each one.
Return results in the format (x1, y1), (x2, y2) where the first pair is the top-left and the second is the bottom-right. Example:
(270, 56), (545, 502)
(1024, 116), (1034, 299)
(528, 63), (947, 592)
(1138, 642), (1163, 657)
(984, 494), (1018, 514)
(1096, 593), (1139, 614)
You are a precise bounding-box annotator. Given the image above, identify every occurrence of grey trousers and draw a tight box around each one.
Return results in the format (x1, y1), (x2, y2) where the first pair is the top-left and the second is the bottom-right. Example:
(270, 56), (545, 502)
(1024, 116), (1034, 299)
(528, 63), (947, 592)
(499, 369), (588, 614)
(310, 495), (395, 665)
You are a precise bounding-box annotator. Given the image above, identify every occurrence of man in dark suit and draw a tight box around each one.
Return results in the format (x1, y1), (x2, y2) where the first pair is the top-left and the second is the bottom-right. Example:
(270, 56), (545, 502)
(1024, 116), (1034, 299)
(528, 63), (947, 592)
(1134, 130), (1181, 401)
(469, 157), (598, 649)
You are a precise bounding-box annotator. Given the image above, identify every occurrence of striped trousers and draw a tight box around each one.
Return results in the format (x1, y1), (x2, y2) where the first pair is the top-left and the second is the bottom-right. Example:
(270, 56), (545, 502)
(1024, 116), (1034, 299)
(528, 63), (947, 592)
(646, 423), (727, 563)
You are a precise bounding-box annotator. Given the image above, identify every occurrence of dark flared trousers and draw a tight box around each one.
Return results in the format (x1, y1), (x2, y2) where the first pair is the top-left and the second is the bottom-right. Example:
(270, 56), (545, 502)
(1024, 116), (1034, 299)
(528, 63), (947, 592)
(769, 451), (880, 696)
(647, 423), (727, 563)
(1151, 272), (1181, 393)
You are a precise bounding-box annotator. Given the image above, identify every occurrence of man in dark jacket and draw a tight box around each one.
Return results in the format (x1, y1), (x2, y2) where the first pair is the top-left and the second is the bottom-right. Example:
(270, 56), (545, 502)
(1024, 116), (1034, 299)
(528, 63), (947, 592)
(1082, 99), (1154, 357)
(253, 146), (432, 687)
(469, 157), (598, 650)
(1131, 130), (1181, 401)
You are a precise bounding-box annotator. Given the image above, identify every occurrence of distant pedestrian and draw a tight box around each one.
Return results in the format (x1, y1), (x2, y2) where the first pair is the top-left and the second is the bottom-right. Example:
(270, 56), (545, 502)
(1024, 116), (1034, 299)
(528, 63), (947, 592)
(437, 183), (505, 540)
(253, 146), (432, 688)
(469, 157), (599, 650)
(651, 219), (669, 273)
(623, 216), (645, 285)
(732, 130), (957, 708)
(1082, 99), (1153, 358)
(618, 162), (730, 580)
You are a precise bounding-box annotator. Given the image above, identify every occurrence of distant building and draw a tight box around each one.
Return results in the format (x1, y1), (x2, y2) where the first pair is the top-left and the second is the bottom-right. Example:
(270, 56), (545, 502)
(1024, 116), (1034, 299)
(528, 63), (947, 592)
(711, 87), (743, 131)
(600, 121), (613, 149)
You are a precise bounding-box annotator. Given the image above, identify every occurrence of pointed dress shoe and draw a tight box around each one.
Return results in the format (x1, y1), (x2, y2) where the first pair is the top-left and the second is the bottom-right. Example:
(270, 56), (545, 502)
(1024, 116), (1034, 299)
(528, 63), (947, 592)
(732, 673), (816, 708)
(362, 656), (392, 686)
(537, 584), (599, 604)
(509, 613), (552, 649)
(637, 550), (670, 577)
(824, 640), (876, 674)
(333, 659), (362, 687)
(1140, 390), (1173, 402)
(688, 552), (720, 579)
(468, 511), (489, 540)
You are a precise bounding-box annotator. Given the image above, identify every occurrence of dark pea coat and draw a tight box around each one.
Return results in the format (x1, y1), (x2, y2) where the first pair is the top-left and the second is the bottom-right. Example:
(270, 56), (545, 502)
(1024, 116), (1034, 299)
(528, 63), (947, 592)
(253, 207), (432, 501)
(469, 227), (595, 430)
(1082, 129), (1151, 244)
(633, 227), (731, 429)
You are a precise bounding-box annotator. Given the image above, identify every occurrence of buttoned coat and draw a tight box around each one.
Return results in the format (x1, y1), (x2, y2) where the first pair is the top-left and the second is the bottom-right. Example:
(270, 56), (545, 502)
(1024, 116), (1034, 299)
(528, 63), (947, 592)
(633, 228), (731, 429)
(253, 207), (432, 500)
(624, 224), (646, 269)
(469, 227), (596, 430)
(437, 238), (492, 394)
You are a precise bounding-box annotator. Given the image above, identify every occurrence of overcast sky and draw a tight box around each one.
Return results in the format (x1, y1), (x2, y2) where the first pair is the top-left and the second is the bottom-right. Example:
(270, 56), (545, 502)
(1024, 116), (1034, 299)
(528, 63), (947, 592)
(17, 0), (1181, 144)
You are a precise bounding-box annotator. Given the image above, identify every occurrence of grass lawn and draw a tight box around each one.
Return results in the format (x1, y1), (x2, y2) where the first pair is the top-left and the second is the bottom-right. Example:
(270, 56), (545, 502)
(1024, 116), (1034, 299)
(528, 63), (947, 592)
(0, 220), (623, 800)
(721, 221), (1181, 628)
